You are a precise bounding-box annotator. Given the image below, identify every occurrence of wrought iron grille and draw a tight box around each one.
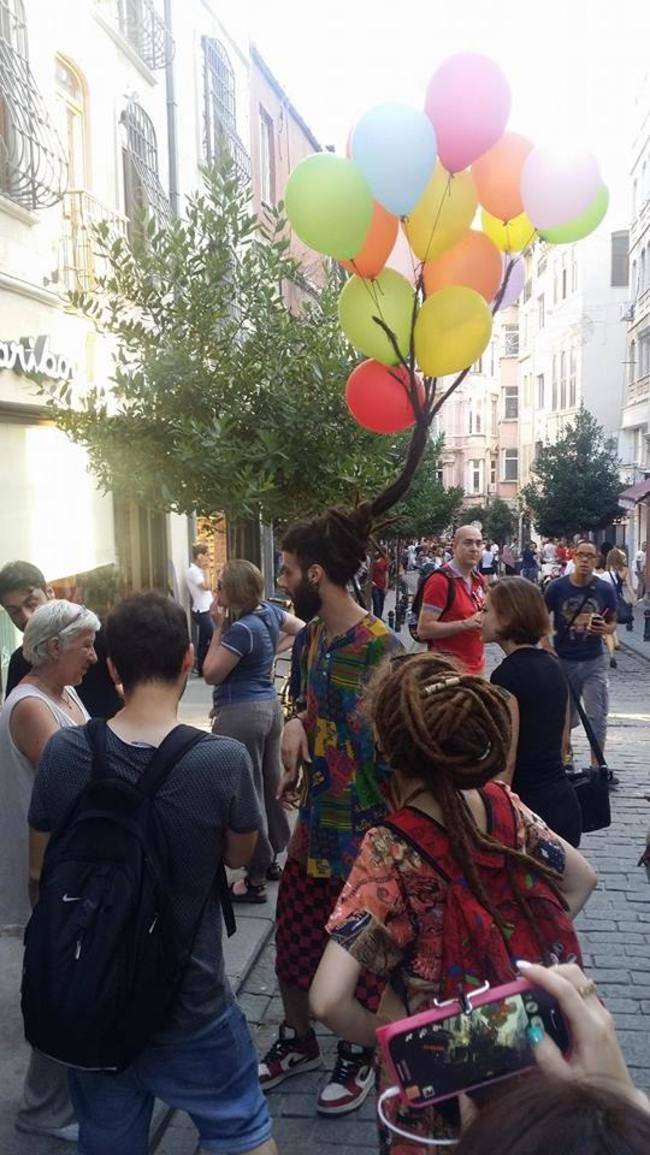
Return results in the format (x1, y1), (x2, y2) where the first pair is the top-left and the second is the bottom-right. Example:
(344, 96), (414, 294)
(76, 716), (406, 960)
(121, 100), (170, 228)
(202, 36), (250, 179)
(61, 189), (128, 292)
(111, 0), (173, 70)
(0, 0), (67, 209)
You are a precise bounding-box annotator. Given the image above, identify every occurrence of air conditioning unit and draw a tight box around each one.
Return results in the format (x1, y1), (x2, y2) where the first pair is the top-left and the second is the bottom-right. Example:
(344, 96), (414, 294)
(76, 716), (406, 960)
(620, 302), (635, 322)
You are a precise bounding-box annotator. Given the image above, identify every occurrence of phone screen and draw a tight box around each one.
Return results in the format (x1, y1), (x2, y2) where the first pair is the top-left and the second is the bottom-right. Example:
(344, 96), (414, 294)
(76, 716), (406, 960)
(388, 987), (570, 1108)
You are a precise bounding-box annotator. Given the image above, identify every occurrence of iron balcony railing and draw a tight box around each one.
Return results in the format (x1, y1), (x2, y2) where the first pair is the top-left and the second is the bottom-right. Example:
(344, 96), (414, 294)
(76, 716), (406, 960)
(60, 189), (128, 293)
(95, 0), (174, 70)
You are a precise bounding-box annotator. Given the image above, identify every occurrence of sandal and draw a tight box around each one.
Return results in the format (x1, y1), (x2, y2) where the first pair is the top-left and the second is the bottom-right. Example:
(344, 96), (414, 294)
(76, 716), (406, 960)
(229, 878), (268, 904)
(266, 859), (283, 882)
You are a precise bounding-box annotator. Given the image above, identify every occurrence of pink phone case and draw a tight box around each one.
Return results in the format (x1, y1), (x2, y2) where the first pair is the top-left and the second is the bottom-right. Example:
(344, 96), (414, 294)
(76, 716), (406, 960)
(377, 976), (568, 1108)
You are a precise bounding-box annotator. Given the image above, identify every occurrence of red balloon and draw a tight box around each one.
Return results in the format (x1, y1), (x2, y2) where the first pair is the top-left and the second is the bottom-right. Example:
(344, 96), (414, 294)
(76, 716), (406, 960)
(345, 360), (424, 434)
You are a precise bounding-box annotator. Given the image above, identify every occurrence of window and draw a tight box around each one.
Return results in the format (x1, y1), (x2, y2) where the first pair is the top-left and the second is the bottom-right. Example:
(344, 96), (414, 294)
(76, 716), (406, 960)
(537, 374), (545, 409)
(55, 57), (86, 189)
(641, 250), (647, 297)
(561, 252), (568, 299)
(504, 325), (519, 356)
(490, 341), (495, 377)
(523, 312), (529, 348)
(553, 260), (559, 304)
(504, 384), (518, 420)
(0, 0), (67, 208)
(116, 0), (174, 70)
(468, 404), (473, 435)
(475, 402), (482, 433)
(476, 356), (483, 374)
(629, 340), (636, 384)
(560, 351), (567, 409)
(491, 397), (497, 434)
(552, 354), (558, 409)
(523, 278), (532, 302)
(503, 448), (519, 482)
(435, 466), (443, 485)
(537, 252), (547, 275)
(203, 37), (250, 177)
(611, 230), (629, 287)
(470, 459), (482, 494)
(569, 348), (577, 407)
(490, 456), (496, 486)
(122, 100), (170, 234)
(523, 374), (532, 408)
(259, 106), (275, 205)
(632, 259), (638, 299)
(633, 178), (638, 216)
(537, 295), (545, 329)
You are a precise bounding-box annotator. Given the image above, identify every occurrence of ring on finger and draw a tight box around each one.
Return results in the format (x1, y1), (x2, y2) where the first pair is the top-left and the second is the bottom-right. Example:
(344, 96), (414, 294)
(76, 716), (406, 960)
(578, 980), (598, 1000)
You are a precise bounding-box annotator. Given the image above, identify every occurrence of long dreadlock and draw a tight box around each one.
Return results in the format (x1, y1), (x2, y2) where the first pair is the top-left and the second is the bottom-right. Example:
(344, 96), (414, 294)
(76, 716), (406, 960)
(366, 653), (569, 962)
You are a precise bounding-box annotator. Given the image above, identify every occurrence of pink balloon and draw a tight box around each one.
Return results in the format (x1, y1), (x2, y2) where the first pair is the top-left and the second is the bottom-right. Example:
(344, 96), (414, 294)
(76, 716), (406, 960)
(521, 148), (603, 231)
(495, 255), (524, 308)
(425, 53), (511, 174)
(386, 227), (419, 285)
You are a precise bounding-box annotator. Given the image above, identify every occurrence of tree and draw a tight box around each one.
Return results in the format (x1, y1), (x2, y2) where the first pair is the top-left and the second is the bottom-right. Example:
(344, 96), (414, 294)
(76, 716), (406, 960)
(466, 498), (515, 545)
(521, 407), (622, 537)
(36, 160), (395, 526)
(388, 436), (464, 539)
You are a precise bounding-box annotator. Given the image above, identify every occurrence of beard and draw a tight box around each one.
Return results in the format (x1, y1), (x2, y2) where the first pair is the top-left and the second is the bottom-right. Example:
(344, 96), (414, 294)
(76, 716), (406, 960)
(291, 577), (322, 622)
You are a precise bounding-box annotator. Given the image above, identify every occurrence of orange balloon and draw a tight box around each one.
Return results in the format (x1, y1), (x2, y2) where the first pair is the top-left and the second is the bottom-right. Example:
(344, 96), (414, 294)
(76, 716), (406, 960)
(423, 230), (502, 302)
(472, 132), (534, 221)
(341, 202), (399, 279)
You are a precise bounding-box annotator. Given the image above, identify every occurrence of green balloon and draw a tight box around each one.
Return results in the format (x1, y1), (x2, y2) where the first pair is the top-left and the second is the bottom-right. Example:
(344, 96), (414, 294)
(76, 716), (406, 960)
(338, 269), (415, 365)
(539, 185), (609, 245)
(284, 154), (373, 260)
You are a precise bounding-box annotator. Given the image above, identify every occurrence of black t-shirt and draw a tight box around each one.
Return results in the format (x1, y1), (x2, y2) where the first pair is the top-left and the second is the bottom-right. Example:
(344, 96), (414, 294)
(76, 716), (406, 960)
(491, 648), (568, 793)
(5, 628), (122, 719)
(29, 726), (261, 1037)
(544, 576), (617, 661)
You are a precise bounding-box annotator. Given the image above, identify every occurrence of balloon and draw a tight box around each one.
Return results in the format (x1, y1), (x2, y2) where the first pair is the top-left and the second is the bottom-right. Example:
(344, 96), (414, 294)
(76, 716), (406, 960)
(414, 286), (492, 377)
(386, 227), (419, 285)
(538, 184), (609, 244)
(494, 255), (525, 307)
(351, 103), (437, 217)
(425, 53), (511, 173)
(284, 154), (373, 260)
(341, 202), (399, 279)
(423, 230), (502, 302)
(482, 209), (536, 253)
(338, 269), (414, 365)
(345, 360), (424, 434)
(471, 132), (534, 221)
(521, 148), (603, 230)
(403, 164), (477, 263)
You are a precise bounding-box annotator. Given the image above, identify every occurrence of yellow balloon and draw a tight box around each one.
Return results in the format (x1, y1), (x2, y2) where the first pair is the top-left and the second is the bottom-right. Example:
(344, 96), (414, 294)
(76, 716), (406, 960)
(403, 163), (477, 263)
(481, 209), (536, 253)
(414, 286), (492, 377)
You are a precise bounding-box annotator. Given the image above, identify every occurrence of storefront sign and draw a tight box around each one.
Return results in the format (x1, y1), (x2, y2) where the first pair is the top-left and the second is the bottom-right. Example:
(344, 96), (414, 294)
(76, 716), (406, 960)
(0, 335), (74, 381)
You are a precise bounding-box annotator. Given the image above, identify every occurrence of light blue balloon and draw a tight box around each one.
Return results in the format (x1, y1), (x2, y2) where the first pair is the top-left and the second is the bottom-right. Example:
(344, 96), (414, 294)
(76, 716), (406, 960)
(351, 103), (437, 218)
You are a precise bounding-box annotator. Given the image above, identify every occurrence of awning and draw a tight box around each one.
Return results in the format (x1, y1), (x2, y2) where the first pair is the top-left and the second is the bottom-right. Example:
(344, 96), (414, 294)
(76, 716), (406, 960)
(619, 477), (650, 510)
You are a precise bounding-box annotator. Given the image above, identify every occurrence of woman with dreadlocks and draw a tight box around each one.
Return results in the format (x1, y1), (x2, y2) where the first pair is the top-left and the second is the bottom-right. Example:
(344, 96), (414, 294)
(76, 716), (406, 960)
(310, 653), (597, 1151)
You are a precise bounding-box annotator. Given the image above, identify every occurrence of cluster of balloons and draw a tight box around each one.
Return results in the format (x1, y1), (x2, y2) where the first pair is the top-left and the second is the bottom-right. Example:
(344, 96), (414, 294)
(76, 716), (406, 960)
(284, 52), (608, 435)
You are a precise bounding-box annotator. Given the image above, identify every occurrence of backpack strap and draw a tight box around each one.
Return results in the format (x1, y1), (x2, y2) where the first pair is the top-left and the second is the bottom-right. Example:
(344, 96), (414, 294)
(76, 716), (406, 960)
(381, 808), (452, 882)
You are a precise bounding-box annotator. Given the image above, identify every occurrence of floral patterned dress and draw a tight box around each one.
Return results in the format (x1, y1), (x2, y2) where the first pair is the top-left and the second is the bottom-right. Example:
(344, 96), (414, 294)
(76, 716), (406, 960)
(326, 782), (570, 1153)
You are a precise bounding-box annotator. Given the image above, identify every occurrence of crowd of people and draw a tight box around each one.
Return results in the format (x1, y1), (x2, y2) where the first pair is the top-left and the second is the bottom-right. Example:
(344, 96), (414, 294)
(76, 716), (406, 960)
(0, 511), (648, 1154)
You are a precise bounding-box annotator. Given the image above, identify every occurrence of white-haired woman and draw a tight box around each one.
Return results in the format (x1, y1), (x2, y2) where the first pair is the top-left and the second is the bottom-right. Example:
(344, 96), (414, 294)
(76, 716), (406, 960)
(0, 599), (98, 1144)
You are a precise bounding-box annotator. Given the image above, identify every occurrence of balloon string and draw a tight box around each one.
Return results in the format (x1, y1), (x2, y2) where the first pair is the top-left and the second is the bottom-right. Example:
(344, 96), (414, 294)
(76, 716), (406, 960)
(419, 171), (453, 265)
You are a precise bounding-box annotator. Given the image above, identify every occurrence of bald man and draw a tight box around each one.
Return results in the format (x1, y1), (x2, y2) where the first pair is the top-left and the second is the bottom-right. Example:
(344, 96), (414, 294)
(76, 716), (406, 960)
(416, 525), (487, 674)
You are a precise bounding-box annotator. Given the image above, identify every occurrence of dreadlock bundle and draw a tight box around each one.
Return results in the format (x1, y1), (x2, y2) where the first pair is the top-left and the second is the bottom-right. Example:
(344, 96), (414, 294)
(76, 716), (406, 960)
(368, 653), (568, 957)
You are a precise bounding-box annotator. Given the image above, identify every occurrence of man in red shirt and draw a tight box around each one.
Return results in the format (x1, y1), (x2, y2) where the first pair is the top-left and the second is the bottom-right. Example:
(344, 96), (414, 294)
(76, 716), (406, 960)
(416, 524), (486, 674)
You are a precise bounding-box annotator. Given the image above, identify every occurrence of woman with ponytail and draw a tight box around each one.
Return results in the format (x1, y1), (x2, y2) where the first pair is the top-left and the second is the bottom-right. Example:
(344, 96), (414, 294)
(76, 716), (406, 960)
(310, 653), (597, 1152)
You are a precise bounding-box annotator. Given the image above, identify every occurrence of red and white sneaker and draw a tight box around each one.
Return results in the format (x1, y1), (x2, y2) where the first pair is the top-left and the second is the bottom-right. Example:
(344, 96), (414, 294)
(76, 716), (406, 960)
(258, 1022), (322, 1090)
(316, 1041), (375, 1115)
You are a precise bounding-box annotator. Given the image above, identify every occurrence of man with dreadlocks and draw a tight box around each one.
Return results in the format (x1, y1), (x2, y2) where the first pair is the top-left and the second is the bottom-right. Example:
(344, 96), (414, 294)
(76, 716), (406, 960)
(257, 503), (403, 1115)
(310, 654), (597, 1151)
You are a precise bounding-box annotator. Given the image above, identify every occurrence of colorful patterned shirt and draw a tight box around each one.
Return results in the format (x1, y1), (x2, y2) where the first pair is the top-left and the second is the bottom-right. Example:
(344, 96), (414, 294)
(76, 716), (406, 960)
(288, 613), (402, 880)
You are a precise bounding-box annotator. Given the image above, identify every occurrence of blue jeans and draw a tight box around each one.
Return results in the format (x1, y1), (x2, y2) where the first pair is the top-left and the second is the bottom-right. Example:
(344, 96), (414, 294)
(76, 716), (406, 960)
(70, 1000), (271, 1155)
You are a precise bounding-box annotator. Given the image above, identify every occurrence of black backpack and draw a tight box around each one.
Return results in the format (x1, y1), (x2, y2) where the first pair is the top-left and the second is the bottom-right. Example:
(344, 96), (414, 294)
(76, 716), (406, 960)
(22, 720), (235, 1072)
(408, 565), (456, 641)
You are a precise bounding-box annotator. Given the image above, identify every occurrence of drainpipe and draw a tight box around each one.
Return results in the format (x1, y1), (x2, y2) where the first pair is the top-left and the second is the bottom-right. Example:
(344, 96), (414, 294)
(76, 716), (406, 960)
(163, 0), (179, 215)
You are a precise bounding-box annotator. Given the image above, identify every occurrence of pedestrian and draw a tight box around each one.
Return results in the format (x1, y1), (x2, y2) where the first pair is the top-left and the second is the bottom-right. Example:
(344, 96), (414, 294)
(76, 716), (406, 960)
(600, 548), (636, 666)
(202, 560), (304, 902)
(521, 541), (540, 584)
(479, 539), (497, 584)
(0, 599), (99, 1143)
(257, 505), (402, 1115)
(416, 525), (486, 675)
(544, 541), (617, 769)
(27, 592), (276, 1155)
(635, 541), (647, 600)
(502, 542), (517, 576)
(542, 537), (557, 564)
(370, 549), (390, 619)
(0, 560), (121, 718)
(310, 655), (596, 1153)
(484, 577), (582, 846)
(185, 544), (214, 676)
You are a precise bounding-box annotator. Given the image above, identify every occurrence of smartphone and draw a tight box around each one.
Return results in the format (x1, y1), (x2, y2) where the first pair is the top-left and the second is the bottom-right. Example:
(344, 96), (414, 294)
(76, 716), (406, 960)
(377, 977), (571, 1109)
